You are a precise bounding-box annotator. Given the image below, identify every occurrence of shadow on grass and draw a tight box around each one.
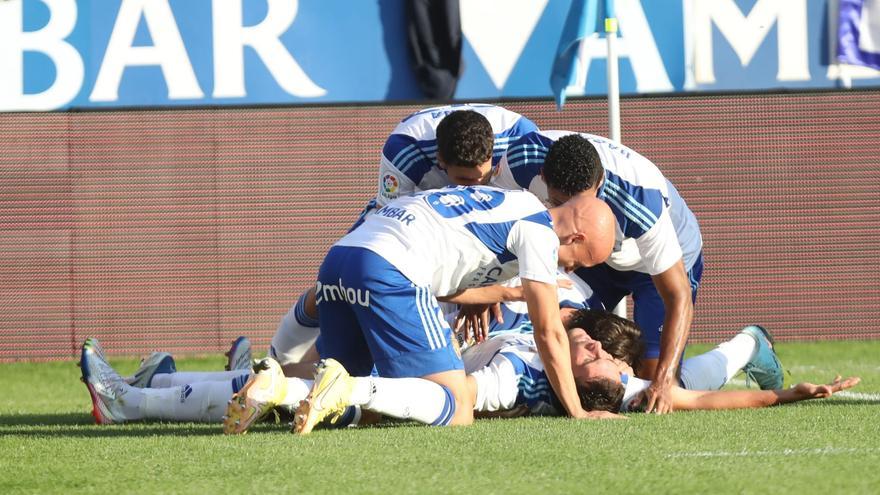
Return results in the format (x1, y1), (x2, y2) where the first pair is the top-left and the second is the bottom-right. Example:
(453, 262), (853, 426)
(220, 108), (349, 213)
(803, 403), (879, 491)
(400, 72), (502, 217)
(0, 413), (229, 438)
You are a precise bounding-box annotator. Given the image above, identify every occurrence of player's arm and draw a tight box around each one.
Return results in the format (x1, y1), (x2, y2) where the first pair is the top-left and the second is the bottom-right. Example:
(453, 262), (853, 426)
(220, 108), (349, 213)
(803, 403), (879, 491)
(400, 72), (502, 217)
(666, 376), (860, 410)
(524, 278), (618, 419)
(437, 285), (524, 305)
(646, 259), (693, 413)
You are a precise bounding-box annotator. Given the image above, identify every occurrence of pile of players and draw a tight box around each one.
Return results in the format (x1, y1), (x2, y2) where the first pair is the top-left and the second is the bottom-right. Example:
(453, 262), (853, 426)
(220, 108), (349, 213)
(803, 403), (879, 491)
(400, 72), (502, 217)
(79, 104), (860, 433)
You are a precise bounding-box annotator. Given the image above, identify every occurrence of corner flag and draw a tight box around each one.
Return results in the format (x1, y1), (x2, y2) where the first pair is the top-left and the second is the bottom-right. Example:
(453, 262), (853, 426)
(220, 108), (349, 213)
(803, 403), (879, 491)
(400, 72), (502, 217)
(550, 0), (600, 110)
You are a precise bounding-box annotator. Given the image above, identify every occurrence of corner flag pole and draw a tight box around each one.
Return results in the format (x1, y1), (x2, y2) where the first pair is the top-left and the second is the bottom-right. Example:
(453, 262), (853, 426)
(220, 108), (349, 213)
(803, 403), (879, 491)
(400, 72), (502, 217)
(605, 0), (620, 143)
(605, 1), (627, 318)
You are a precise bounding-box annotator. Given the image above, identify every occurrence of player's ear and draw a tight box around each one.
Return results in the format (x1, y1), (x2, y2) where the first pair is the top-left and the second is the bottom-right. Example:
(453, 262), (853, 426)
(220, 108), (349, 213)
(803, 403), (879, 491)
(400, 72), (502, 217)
(539, 167), (546, 183)
(559, 232), (585, 245)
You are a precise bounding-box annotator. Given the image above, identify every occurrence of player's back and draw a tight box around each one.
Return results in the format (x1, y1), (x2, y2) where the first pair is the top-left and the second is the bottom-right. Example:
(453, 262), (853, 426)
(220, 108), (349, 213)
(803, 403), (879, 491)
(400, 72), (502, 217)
(377, 104), (538, 205)
(336, 186), (554, 297)
(495, 130), (703, 273)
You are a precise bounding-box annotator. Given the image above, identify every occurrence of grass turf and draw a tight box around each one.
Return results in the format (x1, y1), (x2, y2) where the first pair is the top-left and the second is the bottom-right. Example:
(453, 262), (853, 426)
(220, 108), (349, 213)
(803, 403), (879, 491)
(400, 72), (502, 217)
(1, 341), (878, 494)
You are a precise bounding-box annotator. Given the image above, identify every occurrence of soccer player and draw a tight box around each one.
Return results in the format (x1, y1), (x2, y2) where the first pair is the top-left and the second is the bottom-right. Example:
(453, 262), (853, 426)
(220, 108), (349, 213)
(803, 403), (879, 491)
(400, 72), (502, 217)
(493, 131), (703, 414)
(287, 185), (617, 433)
(456, 312), (856, 418)
(271, 104), (538, 367)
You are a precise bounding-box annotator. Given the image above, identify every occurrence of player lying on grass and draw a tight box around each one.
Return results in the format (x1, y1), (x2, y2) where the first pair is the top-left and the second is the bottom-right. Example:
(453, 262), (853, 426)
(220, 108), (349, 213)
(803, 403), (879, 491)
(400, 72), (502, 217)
(287, 316), (860, 430)
(78, 309), (856, 429)
(74, 303), (788, 427)
(578, 354), (861, 413)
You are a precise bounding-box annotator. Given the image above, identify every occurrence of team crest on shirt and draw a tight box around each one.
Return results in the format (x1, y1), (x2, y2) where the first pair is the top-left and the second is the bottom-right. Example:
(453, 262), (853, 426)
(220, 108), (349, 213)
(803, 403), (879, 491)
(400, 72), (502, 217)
(382, 174), (400, 198)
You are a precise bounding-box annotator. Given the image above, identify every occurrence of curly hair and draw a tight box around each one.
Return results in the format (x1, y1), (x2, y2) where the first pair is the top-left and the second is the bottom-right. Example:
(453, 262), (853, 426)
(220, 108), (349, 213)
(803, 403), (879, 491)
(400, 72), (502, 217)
(542, 134), (604, 195)
(576, 376), (624, 413)
(435, 110), (494, 168)
(566, 309), (644, 370)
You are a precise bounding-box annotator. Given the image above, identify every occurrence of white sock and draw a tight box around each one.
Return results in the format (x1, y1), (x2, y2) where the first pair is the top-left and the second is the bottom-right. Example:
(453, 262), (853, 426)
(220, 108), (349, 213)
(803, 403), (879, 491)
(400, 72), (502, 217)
(150, 370), (250, 388)
(269, 294), (321, 365)
(279, 378), (312, 408)
(679, 333), (757, 390)
(349, 377), (455, 426)
(137, 381), (234, 422)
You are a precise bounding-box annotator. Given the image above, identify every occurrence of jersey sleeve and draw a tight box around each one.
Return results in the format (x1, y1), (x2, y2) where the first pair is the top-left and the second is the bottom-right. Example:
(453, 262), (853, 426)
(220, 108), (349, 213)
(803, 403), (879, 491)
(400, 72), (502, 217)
(377, 133), (436, 206)
(556, 271), (588, 309)
(620, 374), (652, 412)
(489, 153), (523, 191)
(470, 353), (522, 412)
(376, 152), (420, 207)
(633, 209), (684, 275)
(506, 215), (559, 285)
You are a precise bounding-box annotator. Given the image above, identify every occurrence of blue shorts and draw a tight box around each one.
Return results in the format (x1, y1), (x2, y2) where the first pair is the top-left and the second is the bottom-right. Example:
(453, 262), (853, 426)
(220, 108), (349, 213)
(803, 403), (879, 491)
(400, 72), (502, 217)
(576, 252), (704, 360)
(315, 246), (463, 378)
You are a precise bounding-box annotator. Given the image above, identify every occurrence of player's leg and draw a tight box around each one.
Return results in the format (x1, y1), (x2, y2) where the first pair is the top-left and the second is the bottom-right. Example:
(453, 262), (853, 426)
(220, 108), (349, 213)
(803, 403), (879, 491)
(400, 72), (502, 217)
(678, 328), (758, 390)
(81, 339), (311, 424)
(142, 337), (253, 388)
(81, 338), (237, 423)
(269, 290), (321, 366)
(294, 247), (468, 434)
(629, 256), (701, 379)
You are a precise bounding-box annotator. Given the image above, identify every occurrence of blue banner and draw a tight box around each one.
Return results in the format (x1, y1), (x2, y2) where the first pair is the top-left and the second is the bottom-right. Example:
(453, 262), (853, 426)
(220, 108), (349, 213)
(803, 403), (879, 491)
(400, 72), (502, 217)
(1, 0), (879, 111)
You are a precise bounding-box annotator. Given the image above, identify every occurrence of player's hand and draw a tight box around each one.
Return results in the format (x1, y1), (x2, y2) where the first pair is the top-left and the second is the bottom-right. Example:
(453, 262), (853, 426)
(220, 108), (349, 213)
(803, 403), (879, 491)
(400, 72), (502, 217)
(792, 375), (860, 399)
(454, 304), (492, 344)
(644, 379), (675, 414)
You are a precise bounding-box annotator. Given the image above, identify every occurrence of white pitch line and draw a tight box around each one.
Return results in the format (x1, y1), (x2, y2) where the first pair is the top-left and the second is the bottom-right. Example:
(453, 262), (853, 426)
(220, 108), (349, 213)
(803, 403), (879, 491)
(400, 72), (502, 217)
(667, 447), (880, 459)
(725, 379), (880, 402)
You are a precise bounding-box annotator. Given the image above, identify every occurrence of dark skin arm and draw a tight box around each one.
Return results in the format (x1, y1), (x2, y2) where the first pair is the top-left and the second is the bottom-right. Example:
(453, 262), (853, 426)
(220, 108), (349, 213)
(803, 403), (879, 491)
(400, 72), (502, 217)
(639, 259), (693, 414)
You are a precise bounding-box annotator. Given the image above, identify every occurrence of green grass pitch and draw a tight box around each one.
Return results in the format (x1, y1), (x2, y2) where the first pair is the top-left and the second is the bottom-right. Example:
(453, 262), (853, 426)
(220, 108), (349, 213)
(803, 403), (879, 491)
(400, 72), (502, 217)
(1, 341), (878, 494)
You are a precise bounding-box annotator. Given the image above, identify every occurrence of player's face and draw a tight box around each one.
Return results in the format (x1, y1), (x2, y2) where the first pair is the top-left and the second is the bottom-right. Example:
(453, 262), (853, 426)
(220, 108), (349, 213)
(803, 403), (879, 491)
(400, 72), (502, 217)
(579, 358), (622, 383)
(557, 237), (606, 272)
(443, 159), (495, 186)
(567, 327), (614, 368)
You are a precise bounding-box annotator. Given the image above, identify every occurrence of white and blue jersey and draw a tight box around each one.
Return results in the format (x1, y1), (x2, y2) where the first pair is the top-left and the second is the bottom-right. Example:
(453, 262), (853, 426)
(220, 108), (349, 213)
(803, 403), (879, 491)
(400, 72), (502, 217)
(494, 130), (702, 276)
(316, 186), (560, 379)
(494, 130), (704, 359)
(619, 374), (652, 412)
(337, 186), (560, 295)
(464, 333), (648, 415)
(377, 104), (538, 206)
(485, 272), (593, 335)
(464, 333), (561, 416)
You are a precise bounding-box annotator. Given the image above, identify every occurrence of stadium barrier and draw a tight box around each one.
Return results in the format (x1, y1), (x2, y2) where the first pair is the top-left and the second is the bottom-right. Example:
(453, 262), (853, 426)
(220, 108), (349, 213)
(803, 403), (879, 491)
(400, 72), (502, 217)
(1, 90), (879, 361)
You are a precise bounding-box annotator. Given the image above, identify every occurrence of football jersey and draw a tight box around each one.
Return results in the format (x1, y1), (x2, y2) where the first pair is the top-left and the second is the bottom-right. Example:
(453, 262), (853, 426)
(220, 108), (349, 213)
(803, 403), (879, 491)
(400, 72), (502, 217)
(335, 186), (559, 297)
(463, 333), (560, 416)
(620, 374), (652, 412)
(486, 271), (592, 334)
(494, 130), (703, 275)
(377, 104), (538, 206)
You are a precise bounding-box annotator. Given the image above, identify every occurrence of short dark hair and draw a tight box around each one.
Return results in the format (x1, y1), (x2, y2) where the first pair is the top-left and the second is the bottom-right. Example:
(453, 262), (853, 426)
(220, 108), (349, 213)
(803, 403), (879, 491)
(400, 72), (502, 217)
(435, 110), (494, 168)
(543, 134), (604, 195)
(577, 376), (624, 413)
(566, 309), (644, 370)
